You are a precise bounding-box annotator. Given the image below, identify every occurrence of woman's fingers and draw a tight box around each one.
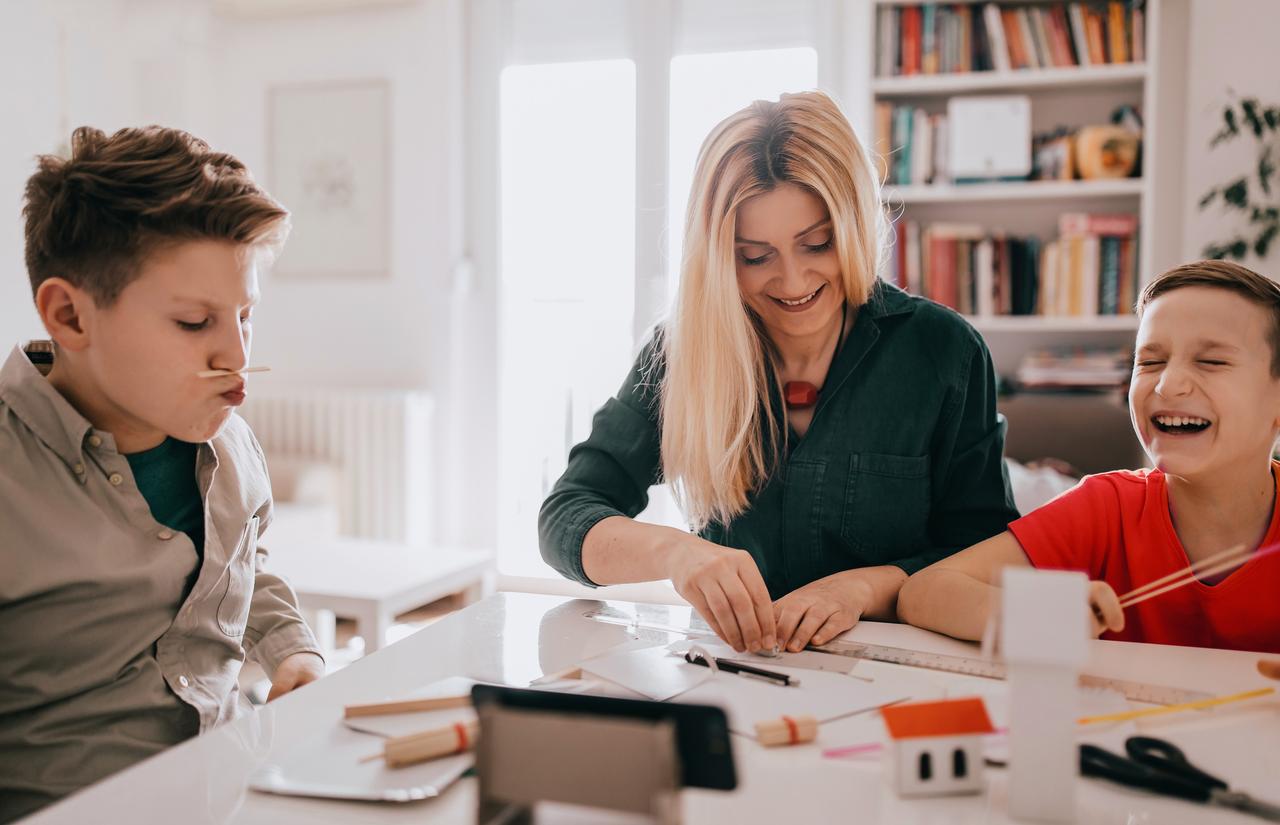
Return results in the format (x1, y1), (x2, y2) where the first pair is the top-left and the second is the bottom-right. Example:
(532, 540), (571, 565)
(787, 604), (838, 652)
(720, 578), (765, 652)
(685, 591), (728, 647)
(736, 565), (778, 651)
(810, 610), (857, 647)
(701, 582), (747, 651)
(774, 600), (807, 651)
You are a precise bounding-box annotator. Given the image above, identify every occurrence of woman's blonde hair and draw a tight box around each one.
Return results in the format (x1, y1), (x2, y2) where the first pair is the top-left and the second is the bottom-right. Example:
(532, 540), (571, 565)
(659, 90), (887, 530)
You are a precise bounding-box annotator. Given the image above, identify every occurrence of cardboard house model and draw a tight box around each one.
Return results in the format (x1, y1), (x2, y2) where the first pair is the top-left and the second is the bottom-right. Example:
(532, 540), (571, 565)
(881, 697), (996, 797)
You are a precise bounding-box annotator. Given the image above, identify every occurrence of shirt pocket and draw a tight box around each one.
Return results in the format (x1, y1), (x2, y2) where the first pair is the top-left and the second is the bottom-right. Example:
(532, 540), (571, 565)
(216, 516), (258, 637)
(841, 453), (932, 563)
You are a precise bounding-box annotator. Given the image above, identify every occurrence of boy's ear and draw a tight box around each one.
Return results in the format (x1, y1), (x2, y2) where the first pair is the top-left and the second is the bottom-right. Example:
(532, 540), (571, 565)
(34, 278), (94, 353)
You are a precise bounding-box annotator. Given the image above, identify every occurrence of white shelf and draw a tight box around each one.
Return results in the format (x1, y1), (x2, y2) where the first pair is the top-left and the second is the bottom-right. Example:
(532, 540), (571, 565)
(967, 315), (1139, 333)
(885, 178), (1145, 204)
(872, 64), (1148, 96)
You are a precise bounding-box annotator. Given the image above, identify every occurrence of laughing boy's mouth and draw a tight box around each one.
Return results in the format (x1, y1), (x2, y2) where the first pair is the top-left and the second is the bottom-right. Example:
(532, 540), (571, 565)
(1151, 414), (1212, 435)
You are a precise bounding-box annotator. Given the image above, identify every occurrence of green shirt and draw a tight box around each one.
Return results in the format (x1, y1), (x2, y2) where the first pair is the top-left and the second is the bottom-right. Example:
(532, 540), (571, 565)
(538, 281), (1019, 599)
(127, 437), (205, 553)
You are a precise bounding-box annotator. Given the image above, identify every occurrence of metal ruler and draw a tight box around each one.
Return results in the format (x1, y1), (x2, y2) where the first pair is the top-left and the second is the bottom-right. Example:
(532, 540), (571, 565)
(583, 609), (1212, 706)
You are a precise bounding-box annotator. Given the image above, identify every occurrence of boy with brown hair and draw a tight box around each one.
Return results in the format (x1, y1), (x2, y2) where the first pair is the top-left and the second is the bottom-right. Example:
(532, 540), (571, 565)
(0, 126), (324, 821)
(900, 260), (1280, 655)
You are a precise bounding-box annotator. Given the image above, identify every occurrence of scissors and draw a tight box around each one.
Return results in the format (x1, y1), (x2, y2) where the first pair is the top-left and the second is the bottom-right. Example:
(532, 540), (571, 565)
(1081, 735), (1280, 822)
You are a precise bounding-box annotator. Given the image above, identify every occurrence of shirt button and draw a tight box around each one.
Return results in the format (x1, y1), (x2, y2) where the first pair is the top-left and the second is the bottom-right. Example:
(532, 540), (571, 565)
(73, 463), (85, 475)
(179, 675), (190, 688)
(158, 530), (174, 541)
(88, 435), (102, 447)
(109, 473), (124, 486)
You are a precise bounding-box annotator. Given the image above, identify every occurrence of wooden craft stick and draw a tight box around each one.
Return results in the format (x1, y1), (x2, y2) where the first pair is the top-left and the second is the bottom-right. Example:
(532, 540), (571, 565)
(196, 366), (272, 378)
(343, 693), (471, 719)
(362, 719), (480, 768)
(1118, 545), (1280, 609)
(1116, 543), (1248, 604)
(755, 715), (818, 747)
(1076, 687), (1275, 726)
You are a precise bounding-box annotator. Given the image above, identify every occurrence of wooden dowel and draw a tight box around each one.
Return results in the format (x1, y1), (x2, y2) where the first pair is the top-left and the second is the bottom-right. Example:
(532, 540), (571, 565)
(344, 694), (471, 719)
(1118, 547), (1277, 609)
(755, 715), (819, 747)
(196, 366), (272, 378)
(363, 719), (480, 769)
(1115, 543), (1247, 603)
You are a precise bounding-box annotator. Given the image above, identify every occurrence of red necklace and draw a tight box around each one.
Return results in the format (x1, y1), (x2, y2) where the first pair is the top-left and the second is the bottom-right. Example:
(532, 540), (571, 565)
(783, 304), (847, 410)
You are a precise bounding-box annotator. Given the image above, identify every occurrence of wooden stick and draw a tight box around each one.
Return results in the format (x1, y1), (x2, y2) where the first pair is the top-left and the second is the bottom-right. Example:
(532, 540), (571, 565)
(1118, 545), (1280, 609)
(196, 366), (272, 378)
(1116, 543), (1247, 603)
(377, 719), (479, 768)
(344, 693), (471, 719)
(755, 715), (819, 747)
(1076, 687), (1274, 726)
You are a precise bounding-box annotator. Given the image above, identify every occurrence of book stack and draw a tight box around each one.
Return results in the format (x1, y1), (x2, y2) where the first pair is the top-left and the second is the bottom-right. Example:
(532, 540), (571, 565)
(875, 104), (949, 185)
(884, 212), (1139, 317)
(876, 1), (1145, 77)
(1016, 346), (1132, 390)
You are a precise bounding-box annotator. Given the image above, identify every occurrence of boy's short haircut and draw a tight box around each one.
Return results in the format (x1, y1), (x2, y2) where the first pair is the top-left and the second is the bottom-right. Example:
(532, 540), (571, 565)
(23, 125), (290, 306)
(1138, 259), (1280, 377)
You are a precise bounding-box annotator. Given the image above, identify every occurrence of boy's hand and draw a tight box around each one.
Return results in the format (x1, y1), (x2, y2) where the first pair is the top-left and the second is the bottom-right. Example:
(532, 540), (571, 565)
(773, 571), (871, 652)
(1088, 580), (1125, 637)
(267, 652), (325, 702)
(1258, 660), (1280, 680)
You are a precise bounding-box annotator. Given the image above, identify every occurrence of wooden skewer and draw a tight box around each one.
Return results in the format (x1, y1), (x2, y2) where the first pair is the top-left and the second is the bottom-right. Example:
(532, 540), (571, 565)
(344, 693), (471, 719)
(1076, 687), (1274, 726)
(1116, 543), (1247, 604)
(196, 366), (272, 378)
(756, 715), (818, 747)
(362, 719), (480, 768)
(1118, 544), (1280, 609)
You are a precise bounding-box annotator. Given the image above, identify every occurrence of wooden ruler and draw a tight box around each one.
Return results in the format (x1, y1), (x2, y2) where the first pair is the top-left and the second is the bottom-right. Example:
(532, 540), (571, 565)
(582, 609), (1212, 706)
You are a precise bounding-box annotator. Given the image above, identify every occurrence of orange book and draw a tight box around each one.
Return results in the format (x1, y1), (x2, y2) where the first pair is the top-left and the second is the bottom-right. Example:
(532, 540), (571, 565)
(1085, 8), (1108, 64)
(1002, 8), (1027, 69)
(1108, 1), (1129, 63)
(874, 102), (893, 181)
(958, 4), (973, 73)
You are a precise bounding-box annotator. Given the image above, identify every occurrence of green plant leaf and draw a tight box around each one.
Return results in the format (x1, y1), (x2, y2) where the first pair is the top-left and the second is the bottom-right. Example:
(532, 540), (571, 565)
(1249, 206), (1280, 223)
(1267, 107), (1280, 131)
(1224, 177), (1249, 209)
(1213, 106), (1241, 147)
(1200, 188), (1219, 209)
(1255, 223), (1279, 257)
(1259, 146), (1276, 195)
(1244, 99), (1265, 138)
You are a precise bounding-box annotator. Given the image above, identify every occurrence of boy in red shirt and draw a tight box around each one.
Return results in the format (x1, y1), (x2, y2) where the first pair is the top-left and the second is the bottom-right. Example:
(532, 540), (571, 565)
(899, 260), (1280, 655)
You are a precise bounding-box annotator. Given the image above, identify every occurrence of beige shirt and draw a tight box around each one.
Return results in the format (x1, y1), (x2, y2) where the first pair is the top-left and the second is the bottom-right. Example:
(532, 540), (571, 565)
(0, 343), (321, 821)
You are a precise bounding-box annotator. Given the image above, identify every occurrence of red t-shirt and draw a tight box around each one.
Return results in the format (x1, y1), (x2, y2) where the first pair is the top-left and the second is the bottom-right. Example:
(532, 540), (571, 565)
(1008, 465), (1280, 653)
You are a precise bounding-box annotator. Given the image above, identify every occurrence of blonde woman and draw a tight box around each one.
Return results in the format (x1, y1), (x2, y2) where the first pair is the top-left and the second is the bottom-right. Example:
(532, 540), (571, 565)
(539, 91), (1017, 654)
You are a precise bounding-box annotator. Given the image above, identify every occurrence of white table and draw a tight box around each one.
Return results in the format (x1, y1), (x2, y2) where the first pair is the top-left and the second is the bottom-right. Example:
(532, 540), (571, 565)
(22, 593), (1280, 824)
(268, 537), (492, 652)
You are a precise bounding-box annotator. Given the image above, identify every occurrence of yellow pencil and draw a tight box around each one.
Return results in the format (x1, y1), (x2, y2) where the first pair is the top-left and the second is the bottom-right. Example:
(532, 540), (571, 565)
(1077, 687), (1275, 726)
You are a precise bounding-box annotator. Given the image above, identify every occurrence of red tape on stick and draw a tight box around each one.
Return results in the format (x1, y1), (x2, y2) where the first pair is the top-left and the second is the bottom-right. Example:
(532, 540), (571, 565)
(454, 722), (470, 752)
(782, 715), (800, 745)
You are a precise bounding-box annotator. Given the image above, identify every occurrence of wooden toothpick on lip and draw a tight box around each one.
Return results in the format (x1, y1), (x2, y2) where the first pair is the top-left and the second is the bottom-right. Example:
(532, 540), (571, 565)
(196, 366), (271, 378)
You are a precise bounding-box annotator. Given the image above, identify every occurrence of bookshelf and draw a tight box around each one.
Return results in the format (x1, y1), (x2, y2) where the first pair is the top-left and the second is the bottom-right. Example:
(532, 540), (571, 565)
(847, 0), (1190, 374)
(843, 0), (1191, 472)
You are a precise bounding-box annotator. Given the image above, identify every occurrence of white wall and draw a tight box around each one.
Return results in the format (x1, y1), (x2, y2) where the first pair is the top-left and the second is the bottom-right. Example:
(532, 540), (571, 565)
(1181, 0), (1280, 270)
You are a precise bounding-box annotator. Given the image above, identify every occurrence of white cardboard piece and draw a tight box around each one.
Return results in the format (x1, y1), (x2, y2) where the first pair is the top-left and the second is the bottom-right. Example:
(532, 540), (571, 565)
(1002, 568), (1089, 823)
(579, 643), (713, 701)
(947, 95), (1032, 180)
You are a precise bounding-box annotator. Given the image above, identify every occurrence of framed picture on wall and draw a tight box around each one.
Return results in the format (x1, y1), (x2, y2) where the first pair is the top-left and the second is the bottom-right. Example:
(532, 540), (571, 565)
(268, 79), (390, 279)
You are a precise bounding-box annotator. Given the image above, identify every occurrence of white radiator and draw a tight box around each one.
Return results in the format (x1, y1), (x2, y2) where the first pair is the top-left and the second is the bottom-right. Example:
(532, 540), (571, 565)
(238, 389), (434, 544)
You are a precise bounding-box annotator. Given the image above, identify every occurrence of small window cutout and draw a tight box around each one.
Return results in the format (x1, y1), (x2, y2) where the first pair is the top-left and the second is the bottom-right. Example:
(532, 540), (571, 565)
(953, 748), (968, 778)
(919, 751), (933, 781)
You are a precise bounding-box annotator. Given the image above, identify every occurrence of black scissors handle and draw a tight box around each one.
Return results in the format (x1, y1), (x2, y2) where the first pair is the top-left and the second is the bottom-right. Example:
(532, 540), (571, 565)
(1125, 736), (1229, 793)
(1080, 743), (1214, 803)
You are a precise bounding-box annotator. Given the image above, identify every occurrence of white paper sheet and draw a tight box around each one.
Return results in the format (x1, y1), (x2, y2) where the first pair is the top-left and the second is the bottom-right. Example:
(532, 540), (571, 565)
(578, 643), (714, 701)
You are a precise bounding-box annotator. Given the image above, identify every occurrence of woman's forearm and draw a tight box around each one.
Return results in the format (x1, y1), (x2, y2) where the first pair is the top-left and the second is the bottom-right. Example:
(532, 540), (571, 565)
(581, 515), (688, 585)
(897, 567), (1000, 641)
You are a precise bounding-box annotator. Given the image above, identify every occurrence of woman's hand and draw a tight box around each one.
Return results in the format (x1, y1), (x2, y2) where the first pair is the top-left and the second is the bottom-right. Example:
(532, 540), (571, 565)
(667, 538), (776, 653)
(1088, 580), (1125, 638)
(773, 571), (874, 652)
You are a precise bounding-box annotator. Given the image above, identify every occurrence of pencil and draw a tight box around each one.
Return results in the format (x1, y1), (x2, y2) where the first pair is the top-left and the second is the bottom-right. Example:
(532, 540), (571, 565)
(1076, 687), (1274, 726)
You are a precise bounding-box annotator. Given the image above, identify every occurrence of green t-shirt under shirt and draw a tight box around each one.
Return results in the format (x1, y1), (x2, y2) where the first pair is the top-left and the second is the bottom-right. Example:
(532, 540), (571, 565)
(126, 437), (205, 565)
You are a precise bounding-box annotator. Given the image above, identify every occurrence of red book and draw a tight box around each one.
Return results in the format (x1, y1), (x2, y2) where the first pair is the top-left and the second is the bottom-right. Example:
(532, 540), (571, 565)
(928, 235), (958, 309)
(903, 6), (922, 75)
(1001, 9), (1027, 69)
(895, 220), (908, 288)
